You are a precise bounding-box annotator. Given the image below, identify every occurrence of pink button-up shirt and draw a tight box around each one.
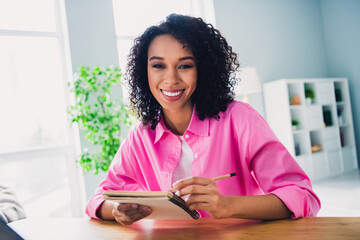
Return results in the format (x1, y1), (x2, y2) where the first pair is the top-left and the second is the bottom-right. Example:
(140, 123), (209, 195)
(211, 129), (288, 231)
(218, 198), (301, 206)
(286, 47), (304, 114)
(85, 101), (321, 219)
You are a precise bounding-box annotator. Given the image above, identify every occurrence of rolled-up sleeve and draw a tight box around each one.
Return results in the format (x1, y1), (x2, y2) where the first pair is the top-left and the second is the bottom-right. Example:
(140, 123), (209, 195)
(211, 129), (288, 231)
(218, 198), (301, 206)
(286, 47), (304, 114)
(248, 115), (321, 218)
(85, 139), (143, 219)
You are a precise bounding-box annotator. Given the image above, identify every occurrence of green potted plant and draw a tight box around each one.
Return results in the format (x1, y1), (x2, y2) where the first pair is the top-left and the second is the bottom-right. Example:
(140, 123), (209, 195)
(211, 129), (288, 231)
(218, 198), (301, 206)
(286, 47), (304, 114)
(67, 66), (133, 174)
(305, 88), (315, 104)
(291, 119), (300, 130)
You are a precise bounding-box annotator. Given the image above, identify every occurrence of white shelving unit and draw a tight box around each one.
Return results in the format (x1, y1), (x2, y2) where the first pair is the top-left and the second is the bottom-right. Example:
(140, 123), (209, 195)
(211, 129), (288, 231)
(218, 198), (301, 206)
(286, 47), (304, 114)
(263, 78), (358, 181)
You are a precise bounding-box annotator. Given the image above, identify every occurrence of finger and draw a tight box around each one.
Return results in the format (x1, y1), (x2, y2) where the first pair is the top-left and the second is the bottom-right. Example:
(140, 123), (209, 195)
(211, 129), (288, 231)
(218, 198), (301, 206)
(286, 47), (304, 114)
(112, 204), (135, 221)
(177, 184), (211, 197)
(138, 205), (152, 215)
(188, 202), (211, 211)
(113, 210), (136, 225)
(114, 215), (132, 226)
(173, 177), (214, 190)
(127, 211), (148, 222)
(114, 206), (152, 225)
(113, 212), (131, 223)
(112, 203), (136, 217)
(123, 205), (151, 217)
(119, 221), (134, 226)
(127, 206), (152, 222)
(123, 209), (140, 216)
(117, 203), (139, 212)
(112, 208), (128, 219)
(185, 194), (212, 206)
(113, 205), (152, 221)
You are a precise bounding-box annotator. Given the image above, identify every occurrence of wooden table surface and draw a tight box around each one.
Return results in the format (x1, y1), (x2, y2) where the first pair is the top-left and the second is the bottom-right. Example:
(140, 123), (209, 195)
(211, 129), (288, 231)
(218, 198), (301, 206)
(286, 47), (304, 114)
(9, 217), (360, 240)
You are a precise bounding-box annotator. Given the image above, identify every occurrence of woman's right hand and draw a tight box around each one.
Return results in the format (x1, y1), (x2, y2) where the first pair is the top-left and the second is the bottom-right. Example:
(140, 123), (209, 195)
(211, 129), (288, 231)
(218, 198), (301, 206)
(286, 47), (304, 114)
(112, 203), (152, 225)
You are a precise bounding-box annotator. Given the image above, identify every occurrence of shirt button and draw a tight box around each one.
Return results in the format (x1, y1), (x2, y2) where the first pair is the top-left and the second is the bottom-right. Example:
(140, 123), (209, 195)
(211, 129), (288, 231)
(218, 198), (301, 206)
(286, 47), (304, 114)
(194, 153), (198, 158)
(184, 134), (189, 139)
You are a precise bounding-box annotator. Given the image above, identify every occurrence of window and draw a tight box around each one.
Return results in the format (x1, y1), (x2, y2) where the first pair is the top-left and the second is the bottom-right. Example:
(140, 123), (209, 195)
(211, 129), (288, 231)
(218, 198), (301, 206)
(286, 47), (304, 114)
(112, 0), (216, 101)
(0, 0), (84, 218)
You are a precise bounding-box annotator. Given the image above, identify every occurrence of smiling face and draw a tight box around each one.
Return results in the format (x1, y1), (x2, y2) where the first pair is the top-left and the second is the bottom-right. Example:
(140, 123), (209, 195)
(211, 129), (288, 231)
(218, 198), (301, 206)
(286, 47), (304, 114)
(147, 34), (197, 117)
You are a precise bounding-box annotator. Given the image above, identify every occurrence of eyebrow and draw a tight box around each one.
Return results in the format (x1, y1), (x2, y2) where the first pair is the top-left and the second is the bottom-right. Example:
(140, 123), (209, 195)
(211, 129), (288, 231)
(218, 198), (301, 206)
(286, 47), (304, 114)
(148, 56), (195, 61)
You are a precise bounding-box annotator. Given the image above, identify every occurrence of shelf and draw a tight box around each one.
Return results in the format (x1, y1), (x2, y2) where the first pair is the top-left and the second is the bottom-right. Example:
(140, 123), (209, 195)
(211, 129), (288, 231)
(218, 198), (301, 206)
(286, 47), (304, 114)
(288, 82), (304, 106)
(304, 82), (317, 105)
(339, 123), (350, 128)
(328, 150), (342, 176)
(339, 126), (355, 148)
(293, 133), (310, 156)
(336, 104), (350, 126)
(295, 154), (313, 179)
(323, 127), (340, 151)
(334, 81), (347, 102)
(292, 129), (306, 134)
(264, 78), (357, 181)
(342, 146), (357, 172)
(342, 145), (354, 150)
(289, 105), (303, 109)
(311, 150), (324, 155)
(336, 101), (346, 106)
(295, 154), (310, 158)
(290, 107), (305, 131)
(322, 105), (335, 128)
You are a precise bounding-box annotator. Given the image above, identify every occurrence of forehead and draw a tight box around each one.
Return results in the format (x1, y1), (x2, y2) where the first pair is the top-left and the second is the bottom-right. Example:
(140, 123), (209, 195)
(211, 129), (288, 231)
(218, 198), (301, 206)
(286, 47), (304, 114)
(148, 34), (193, 58)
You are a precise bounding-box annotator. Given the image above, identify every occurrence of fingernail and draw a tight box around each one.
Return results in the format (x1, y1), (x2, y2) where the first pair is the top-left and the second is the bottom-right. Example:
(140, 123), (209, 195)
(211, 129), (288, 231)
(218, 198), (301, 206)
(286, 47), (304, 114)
(143, 207), (152, 213)
(175, 191), (180, 196)
(131, 204), (138, 209)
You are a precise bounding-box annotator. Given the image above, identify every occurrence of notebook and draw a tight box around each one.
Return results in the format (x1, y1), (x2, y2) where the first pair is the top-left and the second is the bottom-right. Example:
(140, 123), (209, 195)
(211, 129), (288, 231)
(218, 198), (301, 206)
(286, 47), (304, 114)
(102, 190), (200, 219)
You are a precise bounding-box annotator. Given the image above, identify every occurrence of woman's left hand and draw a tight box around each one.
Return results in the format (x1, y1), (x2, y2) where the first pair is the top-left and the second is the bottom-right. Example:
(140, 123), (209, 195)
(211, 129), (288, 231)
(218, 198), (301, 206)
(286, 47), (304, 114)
(172, 177), (231, 219)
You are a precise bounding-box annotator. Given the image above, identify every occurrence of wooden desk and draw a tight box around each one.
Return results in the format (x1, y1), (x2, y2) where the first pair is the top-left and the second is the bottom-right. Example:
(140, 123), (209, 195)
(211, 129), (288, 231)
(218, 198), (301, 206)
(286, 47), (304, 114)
(10, 217), (360, 240)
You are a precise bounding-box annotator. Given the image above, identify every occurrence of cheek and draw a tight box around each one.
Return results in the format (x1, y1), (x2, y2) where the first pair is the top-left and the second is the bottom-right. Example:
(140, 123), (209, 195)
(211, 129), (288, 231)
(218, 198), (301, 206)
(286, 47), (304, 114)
(147, 73), (159, 95)
(189, 72), (197, 90)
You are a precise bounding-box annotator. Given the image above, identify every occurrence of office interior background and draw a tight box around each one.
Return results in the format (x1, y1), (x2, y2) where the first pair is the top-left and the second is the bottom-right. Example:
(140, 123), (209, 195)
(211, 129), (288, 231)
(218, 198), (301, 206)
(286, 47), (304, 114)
(0, 0), (359, 219)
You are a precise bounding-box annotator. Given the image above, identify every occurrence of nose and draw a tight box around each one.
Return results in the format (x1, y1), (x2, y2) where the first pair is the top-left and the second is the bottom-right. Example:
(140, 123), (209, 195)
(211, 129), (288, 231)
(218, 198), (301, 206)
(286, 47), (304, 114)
(163, 67), (180, 86)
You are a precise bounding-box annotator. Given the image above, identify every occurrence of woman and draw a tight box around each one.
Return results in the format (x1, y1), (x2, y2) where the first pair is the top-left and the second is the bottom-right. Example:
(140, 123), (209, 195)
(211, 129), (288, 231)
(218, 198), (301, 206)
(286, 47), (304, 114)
(86, 14), (320, 225)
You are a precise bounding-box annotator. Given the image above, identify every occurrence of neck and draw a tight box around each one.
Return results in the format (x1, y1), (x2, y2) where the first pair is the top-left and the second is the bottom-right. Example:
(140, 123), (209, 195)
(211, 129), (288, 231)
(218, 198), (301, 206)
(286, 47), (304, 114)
(162, 105), (194, 135)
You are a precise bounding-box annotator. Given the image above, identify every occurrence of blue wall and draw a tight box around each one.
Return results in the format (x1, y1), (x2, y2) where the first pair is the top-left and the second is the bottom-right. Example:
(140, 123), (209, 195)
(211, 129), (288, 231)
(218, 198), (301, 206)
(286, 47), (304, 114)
(321, 0), (360, 165)
(213, 0), (329, 82)
(214, 0), (360, 164)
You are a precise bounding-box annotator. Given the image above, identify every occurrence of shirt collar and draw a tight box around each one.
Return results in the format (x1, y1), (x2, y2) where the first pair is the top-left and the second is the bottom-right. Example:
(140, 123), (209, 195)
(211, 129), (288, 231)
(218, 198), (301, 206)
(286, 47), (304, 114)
(187, 106), (209, 137)
(154, 117), (169, 144)
(154, 105), (210, 144)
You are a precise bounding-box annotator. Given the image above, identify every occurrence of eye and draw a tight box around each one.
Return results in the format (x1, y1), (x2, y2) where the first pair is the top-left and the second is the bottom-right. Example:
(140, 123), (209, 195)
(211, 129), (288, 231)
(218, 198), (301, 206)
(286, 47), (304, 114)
(179, 64), (193, 69)
(152, 64), (165, 69)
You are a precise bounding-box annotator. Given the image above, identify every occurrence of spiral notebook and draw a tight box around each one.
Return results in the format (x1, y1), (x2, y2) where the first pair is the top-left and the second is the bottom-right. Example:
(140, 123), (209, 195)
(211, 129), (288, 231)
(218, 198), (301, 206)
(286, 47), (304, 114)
(102, 190), (200, 220)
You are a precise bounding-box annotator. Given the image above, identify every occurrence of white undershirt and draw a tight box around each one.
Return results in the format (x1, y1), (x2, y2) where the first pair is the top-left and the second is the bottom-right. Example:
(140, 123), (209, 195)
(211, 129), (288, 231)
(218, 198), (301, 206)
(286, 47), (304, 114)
(171, 136), (194, 184)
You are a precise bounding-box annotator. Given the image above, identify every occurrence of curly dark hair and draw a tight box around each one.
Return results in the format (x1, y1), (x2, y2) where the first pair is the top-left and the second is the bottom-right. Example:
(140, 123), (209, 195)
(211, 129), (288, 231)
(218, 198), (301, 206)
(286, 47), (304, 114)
(126, 14), (240, 129)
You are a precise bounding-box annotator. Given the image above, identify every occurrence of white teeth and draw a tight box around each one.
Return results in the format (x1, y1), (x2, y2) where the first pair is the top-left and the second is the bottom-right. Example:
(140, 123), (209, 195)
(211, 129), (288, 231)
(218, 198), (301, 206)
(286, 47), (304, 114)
(162, 90), (182, 97)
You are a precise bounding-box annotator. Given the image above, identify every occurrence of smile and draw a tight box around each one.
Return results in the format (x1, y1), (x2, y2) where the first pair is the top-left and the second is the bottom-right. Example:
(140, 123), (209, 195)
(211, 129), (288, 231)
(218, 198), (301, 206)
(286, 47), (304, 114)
(161, 89), (184, 97)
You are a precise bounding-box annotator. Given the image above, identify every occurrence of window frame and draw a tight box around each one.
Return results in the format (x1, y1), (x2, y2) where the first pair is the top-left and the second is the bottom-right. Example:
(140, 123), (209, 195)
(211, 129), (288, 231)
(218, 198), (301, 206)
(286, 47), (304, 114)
(0, 0), (85, 217)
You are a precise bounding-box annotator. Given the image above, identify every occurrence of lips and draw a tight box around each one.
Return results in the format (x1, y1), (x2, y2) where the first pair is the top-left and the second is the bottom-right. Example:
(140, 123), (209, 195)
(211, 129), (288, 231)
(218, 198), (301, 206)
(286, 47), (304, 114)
(160, 89), (185, 101)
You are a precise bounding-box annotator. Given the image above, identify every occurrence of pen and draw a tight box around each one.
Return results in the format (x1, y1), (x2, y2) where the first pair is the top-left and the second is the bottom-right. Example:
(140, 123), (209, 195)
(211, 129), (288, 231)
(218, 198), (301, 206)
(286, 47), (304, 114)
(212, 172), (237, 181)
(169, 172), (237, 192)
